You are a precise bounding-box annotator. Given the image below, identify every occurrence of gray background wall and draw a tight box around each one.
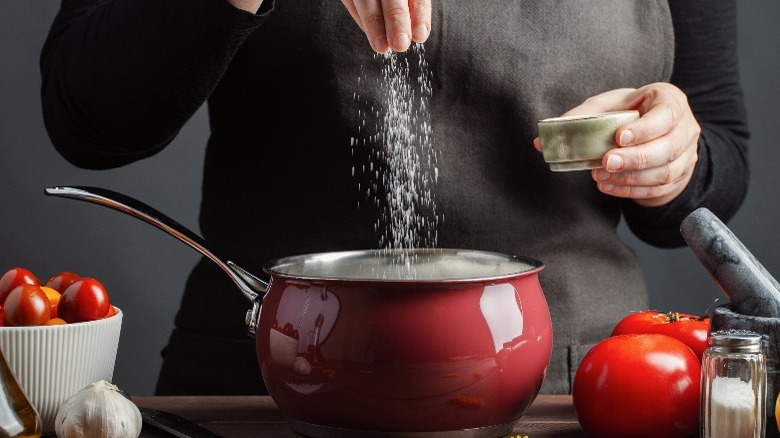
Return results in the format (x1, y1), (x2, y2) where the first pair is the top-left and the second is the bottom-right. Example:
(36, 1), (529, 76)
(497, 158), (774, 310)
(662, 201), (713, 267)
(1, 2), (778, 396)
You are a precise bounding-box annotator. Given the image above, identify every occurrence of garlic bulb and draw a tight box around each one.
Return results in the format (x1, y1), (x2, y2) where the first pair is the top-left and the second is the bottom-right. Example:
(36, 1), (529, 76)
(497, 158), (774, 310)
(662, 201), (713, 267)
(55, 380), (142, 438)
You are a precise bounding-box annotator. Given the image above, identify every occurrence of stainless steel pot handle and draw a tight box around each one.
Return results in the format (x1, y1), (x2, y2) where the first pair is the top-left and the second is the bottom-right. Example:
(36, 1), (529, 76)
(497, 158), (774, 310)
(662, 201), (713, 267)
(44, 186), (268, 303)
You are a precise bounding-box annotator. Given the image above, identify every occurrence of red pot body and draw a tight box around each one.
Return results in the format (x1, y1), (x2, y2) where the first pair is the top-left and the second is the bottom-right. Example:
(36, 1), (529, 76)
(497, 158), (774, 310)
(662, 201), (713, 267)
(256, 271), (552, 433)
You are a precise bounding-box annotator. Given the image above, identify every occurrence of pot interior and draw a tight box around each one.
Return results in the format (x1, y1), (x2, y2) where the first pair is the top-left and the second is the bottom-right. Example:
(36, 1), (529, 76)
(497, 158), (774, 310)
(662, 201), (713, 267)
(264, 248), (542, 282)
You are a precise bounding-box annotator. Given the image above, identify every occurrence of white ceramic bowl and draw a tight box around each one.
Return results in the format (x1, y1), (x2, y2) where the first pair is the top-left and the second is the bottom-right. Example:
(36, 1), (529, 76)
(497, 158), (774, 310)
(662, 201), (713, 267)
(0, 309), (122, 434)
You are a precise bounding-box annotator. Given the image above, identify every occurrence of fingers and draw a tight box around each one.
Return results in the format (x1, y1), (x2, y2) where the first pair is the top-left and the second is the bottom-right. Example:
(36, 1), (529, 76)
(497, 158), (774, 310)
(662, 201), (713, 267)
(592, 165), (695, 207)
(592, 121), (699, 206)
(346, 0), (431, 53)
(576, 83), (701, 207)
(602, 129), (694, 173)
(409, 0), (431, 43)
(341, 0), (364, 32)
(614, 86), (687, 148)
(351, 0), (411, 53)
(593, 141), (697, 187)
(533, 137), (542, 153)
(601, 88), (699, 174)
(560, 88), (637, 117)
(352, 0), (392, 53)
(380, 0), (412, 51)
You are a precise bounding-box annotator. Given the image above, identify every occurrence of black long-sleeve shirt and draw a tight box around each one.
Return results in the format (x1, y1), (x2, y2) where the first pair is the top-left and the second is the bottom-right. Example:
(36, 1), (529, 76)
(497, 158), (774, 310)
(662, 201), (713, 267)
(41, 0), (748, 394)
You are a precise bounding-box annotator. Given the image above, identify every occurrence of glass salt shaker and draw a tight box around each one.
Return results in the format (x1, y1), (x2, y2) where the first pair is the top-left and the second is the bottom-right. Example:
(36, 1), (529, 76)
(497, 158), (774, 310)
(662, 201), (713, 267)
(701, 330), (766, 438)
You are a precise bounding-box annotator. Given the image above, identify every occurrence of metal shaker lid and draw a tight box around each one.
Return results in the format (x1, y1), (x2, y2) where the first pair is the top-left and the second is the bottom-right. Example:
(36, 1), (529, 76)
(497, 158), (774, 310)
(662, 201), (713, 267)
(708, 330), (763, 353)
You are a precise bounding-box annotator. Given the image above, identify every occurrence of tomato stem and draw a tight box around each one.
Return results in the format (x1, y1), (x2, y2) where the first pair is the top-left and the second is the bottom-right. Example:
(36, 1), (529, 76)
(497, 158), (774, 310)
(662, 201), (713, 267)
(699, 298), (720, 321)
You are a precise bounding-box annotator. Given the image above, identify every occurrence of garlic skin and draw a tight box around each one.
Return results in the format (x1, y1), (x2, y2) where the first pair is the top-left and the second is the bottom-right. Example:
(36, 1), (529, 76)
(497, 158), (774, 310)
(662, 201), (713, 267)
(55, 380), (142, 438)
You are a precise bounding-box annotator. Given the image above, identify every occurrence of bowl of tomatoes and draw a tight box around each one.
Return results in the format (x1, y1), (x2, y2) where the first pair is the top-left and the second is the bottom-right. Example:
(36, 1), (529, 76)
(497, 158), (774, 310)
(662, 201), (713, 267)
(0, 267), (122, 434)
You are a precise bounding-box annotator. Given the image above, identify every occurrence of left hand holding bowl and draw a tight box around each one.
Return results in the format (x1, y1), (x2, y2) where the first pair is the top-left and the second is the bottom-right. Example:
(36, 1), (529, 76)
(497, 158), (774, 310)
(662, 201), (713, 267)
(535, 82), (701, 207)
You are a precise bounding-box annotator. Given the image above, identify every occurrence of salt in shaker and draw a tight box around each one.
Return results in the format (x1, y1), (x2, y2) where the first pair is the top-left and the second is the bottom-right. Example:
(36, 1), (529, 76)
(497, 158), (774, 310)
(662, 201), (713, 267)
(701, 330), (767, 438)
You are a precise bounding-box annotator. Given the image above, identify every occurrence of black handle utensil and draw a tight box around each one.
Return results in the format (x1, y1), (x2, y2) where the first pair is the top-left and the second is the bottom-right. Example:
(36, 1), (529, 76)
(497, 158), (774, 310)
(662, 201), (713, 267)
(139, 407), (222, 438)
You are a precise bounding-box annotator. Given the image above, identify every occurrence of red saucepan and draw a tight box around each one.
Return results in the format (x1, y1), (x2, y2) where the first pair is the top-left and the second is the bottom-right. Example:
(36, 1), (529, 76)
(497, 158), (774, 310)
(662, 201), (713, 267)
(45, 186), (553, 438)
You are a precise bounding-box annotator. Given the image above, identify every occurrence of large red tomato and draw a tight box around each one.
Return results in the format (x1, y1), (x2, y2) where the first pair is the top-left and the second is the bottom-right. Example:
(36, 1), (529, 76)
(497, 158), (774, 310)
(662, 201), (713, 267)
(612, 310), (709, 360)
(0, 267), (40, 304)
(58, 278), (111, 323)
(573, 334), (700, 438)
(3, 284), (51, 326)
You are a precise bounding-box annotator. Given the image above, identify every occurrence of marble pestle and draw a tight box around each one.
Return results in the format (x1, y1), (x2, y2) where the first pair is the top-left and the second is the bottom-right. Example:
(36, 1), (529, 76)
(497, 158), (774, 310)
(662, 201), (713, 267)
(680, 207), (780, 318)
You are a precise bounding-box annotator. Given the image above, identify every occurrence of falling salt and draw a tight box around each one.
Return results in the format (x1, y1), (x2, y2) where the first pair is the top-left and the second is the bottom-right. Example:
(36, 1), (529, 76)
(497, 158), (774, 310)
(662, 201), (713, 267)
(352, 43), (439, 277)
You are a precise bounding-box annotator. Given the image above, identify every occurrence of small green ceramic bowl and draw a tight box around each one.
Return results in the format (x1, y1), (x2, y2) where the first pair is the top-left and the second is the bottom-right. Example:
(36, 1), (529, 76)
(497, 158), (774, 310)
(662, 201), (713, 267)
(538, 110), (640, 172)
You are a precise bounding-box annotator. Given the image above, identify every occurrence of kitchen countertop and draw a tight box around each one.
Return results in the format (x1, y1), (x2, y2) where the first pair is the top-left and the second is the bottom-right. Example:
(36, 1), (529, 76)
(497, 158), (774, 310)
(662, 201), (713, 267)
(132, 394), (583, 437)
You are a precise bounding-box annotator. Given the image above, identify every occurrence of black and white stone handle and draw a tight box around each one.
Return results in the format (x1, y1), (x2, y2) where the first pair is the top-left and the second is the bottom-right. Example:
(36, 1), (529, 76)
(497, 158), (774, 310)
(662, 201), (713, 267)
(681, 207), (780, 318)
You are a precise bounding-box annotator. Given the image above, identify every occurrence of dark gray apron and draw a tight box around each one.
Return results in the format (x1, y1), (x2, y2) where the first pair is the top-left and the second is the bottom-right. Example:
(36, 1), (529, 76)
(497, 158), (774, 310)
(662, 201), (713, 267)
(160, 0), (674, 395)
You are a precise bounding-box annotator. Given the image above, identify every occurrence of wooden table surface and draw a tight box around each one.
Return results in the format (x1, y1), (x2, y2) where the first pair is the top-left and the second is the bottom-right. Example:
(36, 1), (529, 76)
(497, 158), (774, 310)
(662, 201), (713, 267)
(132, 394), (584, 437)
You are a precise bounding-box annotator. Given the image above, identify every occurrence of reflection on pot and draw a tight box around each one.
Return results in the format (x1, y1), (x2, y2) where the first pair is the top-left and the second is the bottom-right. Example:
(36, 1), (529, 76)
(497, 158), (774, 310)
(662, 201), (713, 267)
(292, 356), (312, 375)
(269, 329), (299, 368)
(268, 283), (340, 375)
(479, 283), (524, 354)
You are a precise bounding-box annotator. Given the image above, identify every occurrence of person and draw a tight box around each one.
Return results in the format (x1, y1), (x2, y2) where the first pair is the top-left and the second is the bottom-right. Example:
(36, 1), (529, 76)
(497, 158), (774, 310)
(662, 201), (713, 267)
(40, 0), (748, 395)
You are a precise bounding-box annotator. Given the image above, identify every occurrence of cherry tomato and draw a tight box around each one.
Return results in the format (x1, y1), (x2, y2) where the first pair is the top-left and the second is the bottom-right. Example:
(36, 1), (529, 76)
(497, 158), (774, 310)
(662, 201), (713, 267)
(40, 286), (61, 319)
(3, 284), (51, 326)
(45, 318), (67, 326)
(45, 271), (81, 293)
(573, 334), (700, 438)
(58, 278), (111, 323)
(0, 306), (4, 327)
(776, 391), (780, 432)
(106, 305), (117, 318)
(0, 267), (40, 305)
(612, 310), (710, 360)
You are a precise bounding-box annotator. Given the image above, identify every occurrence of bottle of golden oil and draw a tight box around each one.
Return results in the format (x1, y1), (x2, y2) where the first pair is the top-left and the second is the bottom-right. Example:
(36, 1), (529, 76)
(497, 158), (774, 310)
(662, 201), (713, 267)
(0, 346), (41, 438)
